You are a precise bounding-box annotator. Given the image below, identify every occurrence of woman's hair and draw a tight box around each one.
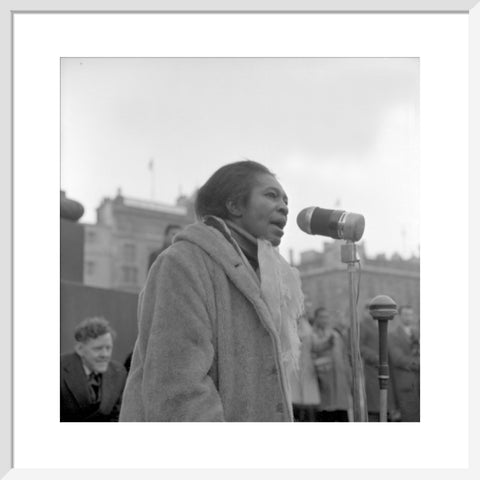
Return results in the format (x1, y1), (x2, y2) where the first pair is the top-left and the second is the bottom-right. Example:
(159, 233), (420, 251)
(164, 224), (181, 236)
(195, 160), (274, 219)
(74, 316), (116, 343)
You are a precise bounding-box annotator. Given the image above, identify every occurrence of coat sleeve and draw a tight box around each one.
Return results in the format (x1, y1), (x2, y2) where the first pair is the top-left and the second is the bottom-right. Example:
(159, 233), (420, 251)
(139, 245), (224, 421)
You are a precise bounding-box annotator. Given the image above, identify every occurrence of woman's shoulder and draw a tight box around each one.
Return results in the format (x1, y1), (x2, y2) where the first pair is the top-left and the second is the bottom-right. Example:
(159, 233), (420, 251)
(154, 227), (228, 275)
(157, 239), (211, 270)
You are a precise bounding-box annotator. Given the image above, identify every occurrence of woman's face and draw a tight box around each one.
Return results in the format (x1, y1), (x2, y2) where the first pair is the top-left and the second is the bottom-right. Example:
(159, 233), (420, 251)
(232, 173), (289, 246)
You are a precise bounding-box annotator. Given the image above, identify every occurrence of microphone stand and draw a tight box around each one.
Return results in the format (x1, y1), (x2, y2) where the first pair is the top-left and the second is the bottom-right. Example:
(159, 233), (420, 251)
(368, 296), (397, 422)
(341, 241), (368, 422)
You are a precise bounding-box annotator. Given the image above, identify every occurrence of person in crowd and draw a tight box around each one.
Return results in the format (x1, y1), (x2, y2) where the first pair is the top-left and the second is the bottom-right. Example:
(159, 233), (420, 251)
(359, 303), (399, 421)
(60, 316), (127, 422)
(290, 313), (322, 421)
(311, 307), (352, 421)
(389, 305), (420, 421)
(148, 224), (183, 270)
(120, 160), (303, 422)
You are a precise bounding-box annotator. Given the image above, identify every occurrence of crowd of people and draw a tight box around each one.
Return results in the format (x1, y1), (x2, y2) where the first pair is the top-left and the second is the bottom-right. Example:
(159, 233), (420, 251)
(291, 304), (420, 422)
(60, 160), (420, 422)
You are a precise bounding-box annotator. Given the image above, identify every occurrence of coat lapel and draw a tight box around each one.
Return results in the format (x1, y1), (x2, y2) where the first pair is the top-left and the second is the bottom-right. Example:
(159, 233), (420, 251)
(63, 353), (93, 411)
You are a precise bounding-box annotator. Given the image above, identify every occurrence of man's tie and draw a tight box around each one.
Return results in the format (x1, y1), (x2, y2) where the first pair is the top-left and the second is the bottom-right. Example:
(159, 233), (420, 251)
(88, 372), (102, 403)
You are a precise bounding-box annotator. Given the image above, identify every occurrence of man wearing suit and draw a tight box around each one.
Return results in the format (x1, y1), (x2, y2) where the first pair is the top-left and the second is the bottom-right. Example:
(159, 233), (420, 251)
(388, 305), (420, 422)
(61, 317), (127, 422)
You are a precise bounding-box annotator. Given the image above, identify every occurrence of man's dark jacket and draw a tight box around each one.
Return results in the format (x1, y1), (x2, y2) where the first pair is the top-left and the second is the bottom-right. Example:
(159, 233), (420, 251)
(60, 352), (127, 422)
(388, 324), (420, 422)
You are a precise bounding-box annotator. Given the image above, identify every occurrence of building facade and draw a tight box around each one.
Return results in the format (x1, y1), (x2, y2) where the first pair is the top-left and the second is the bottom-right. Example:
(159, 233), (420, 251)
(297, 240), (420, 324)
(83, 191), (195, 293)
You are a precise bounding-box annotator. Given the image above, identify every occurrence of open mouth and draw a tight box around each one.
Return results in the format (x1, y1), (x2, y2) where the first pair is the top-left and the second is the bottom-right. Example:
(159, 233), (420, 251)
(269, 222), (286, 239)
(270, 218), (287, 230)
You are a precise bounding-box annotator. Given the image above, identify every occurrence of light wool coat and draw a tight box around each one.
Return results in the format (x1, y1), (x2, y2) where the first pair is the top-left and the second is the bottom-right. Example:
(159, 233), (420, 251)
(119, 221), (294, 422)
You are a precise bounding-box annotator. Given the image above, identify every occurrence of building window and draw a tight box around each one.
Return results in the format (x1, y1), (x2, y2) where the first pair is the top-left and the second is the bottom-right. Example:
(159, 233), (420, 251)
(122, 266), (138, 284)
(123, 243), (136, 262)
(86, 261), (95, 275)
(86, 231), (96, 243)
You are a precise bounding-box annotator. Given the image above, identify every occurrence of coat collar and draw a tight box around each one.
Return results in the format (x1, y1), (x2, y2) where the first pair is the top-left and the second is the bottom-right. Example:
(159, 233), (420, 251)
(174, 220), (277, 335)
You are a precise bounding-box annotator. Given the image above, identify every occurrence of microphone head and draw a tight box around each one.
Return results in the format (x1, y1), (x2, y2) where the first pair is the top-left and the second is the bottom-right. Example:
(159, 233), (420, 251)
(297, 206), (365, 242)
(368, 295), (398, 321)
(296, 207), (315, 234)
(342, 212), (365, 243)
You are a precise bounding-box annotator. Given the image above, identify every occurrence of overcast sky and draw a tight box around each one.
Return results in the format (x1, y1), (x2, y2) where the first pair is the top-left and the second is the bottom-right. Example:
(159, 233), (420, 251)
(60, 57), (419, 262)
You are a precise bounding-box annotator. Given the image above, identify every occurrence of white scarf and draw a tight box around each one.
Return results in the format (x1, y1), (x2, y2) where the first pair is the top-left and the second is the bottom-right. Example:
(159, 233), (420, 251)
(257, 239), (304, 397)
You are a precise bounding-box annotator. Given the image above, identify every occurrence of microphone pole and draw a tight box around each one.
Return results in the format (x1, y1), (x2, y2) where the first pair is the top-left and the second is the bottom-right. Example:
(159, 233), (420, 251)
(368, 295), (397, 422)
(341, 241), (368, 422)
(297, 206), (367, 421)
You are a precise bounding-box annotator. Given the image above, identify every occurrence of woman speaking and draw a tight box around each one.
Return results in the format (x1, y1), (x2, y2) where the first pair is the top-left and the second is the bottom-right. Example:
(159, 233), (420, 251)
(119, 160), (304, 421)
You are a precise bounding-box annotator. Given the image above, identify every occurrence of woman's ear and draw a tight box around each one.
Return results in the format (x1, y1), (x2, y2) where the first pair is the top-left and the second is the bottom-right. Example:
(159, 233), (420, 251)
(226, 199), (243, 218)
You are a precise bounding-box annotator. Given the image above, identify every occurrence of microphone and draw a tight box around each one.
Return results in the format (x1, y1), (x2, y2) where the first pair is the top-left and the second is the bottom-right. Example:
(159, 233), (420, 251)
(296, 206), (365, 242)
(368, 295), (397, 422)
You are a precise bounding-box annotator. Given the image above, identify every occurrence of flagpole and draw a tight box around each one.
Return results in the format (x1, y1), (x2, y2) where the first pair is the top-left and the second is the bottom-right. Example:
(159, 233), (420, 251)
(149, 157), (155, 200)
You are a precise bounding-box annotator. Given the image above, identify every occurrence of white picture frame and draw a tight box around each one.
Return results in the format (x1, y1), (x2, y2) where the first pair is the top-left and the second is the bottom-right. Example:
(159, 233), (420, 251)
(2, 0), (479, 478)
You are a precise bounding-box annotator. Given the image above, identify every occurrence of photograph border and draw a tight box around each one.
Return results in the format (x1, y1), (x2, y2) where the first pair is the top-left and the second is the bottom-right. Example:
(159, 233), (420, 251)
(2, 1), (479, 478)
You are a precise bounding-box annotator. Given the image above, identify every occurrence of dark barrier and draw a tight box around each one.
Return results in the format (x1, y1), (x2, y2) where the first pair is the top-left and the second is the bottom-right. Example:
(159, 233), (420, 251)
(60, 218), (84, 283)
